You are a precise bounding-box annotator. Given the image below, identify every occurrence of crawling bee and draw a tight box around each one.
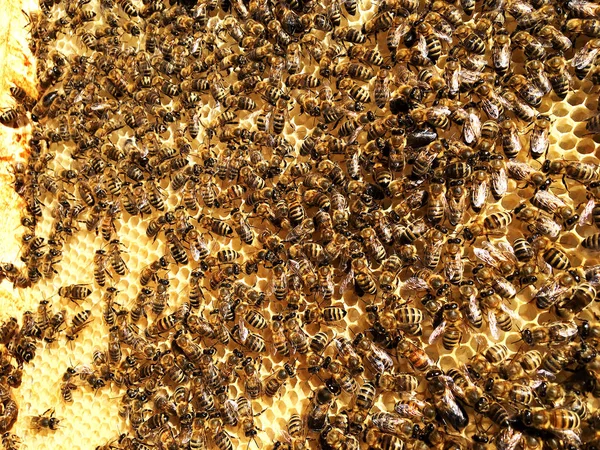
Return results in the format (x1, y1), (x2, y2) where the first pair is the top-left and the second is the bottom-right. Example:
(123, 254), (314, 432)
(31, 408), (60, 431)
(59, 284), (92, 302)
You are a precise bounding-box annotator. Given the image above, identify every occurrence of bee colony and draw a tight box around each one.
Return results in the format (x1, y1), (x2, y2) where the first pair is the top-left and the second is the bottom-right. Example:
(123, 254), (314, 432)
(0, 0), (600, 447)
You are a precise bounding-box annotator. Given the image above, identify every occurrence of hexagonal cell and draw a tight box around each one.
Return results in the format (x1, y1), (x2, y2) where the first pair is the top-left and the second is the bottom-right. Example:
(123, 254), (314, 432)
(567, 92), (586, 107)
(559, 135), (577, 150)
(576, 138), (597, 154)
(551, 104), (570, 117)
(570, 106), (591, 122)
(555, 118), (574, 134)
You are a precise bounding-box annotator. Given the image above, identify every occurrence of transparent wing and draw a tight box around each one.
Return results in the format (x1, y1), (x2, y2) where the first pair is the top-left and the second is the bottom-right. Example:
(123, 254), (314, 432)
(488, 310), (499, 340)
(428, 320), (446, 345)
(580, 197), (595, 226)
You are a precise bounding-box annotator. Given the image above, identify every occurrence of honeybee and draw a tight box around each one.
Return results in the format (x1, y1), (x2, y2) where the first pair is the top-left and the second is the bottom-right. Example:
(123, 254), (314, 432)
(521, 408), (581, 430)
(306, 386), (335, 432)
(31, 408), (61, 431)
(59, 284), (92, 302)
(572, 38), (600, 79)
(545, 55), (572, 100)
(426, 369), (469, 430)
(476, 82), (504, 120)
(491, 32), (511, 76)
(429, 302), (465, 351)
(566, 18), (600, 37)
(332, 26), (367, 43)
(446, 181), (467, 227)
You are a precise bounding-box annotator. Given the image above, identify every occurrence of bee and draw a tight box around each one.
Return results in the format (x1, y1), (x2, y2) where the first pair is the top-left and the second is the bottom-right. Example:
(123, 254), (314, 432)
(521, 408), (581, 430)
(537, 24), (572, 53)
(572, 38), (600, 80)
(523, 62), (552, 98)
(31, 409), (60, 431)
(307, 386), (335, 432)
(521, 320), (579, 346)
(446, 181), (467, 227)
(475, 82), (504, 120)
(102, 287), (119, 327)
(499, 119), (522, 159)
(107, 239), (128, 276)
(373, 68), (390, 109)
(65, 310), (92, 340)
(512, 30), (546, 60)
(337, 78), (370, 104)
(287, 73), (321, 89)
(479, 291), (515, 339)
(507, 74), (543, 108)
(566, 18), (600, 37)
(453, 24), (486, 55)
(429, 302), (464, 351)
(557, 282), (597, 317)
(264, 368), (288, 397)
(362, 10), (394, 35)
(332, 27), (367, 43)
(59, 284), (92, 302)
(545, 55), (572, 99)
(426, 369), (469, 430)
(533, 271), (577, 310)
(198, 215), (233, 237)
(285, 314), (310, 354)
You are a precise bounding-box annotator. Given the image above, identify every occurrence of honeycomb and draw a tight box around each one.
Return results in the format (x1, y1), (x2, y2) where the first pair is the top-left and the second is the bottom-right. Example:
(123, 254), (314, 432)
(0, 0), (598, 449)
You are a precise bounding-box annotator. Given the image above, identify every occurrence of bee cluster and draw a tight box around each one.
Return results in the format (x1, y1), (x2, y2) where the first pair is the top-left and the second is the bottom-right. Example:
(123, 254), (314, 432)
(1, 0), (600, 447)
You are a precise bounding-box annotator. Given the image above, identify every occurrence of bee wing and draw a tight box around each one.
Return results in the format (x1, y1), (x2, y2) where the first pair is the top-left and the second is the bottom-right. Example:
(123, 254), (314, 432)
(404, 276), (429, 291)
(433, 27), (453, 44)
(585, 265), (600, 284)
(189, 241), (203, 262)
(284, 223), (304, 242)
(369, 342), (393, 373)
(463, 111), (481, 145)
(416, 35), (428, 58)
(506, 160), (534, 181)
(372, 414), (396, 434)
(572, 42), (600, 70)
(536, 215), (562, 239)
(457, 68), (482, 86)
(533, 190), (566, 212)
(580, 197), (595, 226)
(347, 125), (364, 144)
(466, 295), (481, 324)
(440, 387), (466, 427)
(481, 241), (508, 264)
(471, 178), (488, 211)
(554, 429), (582, 447)
(551, 321), (578, 339)
(447, 190), (466, 217)
(487, 310), (499, 340)
(237, 318), (249, 344)
(279, 430), (293, 445)
(491, 167), (508, 197)
(497, 242), (519, 264)
(536, 250), (553, 275)
(339, 268), (354, 295)
(394, 402), (422, 419)
(536, 369), (557, 380)
(481, 98), (502, 120)
(474, 247), (498, 268)
(445, 68), (460, 94)
(534, 278), (566, 303)
(428, 320), (446, 345)
(530, 125), (549, 153)
(496, 428), (523, 450)
(499, 302), (520, 320)
(224, 398), (239, 416)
